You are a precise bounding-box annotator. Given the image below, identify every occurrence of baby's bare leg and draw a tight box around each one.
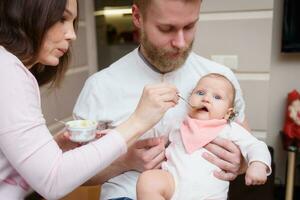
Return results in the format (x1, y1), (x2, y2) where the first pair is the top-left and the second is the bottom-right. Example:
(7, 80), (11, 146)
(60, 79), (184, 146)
(137, 169), (175, 200)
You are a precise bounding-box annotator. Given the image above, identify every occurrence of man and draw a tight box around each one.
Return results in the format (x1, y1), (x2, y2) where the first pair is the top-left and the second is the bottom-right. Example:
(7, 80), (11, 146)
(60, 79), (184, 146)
(74, 0), (249, 199)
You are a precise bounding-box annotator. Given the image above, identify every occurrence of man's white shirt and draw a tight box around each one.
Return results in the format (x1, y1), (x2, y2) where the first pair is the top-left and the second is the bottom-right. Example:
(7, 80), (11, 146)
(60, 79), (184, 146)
(73, 48), (246, 200)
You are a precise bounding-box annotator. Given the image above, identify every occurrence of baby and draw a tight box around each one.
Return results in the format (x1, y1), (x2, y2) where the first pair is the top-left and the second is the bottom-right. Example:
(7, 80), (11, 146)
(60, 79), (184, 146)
(136, 73), (271, 200)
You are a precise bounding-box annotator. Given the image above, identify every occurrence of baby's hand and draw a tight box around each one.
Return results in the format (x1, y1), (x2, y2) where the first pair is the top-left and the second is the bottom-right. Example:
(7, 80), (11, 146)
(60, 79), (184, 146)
(245, 161), (268, 185)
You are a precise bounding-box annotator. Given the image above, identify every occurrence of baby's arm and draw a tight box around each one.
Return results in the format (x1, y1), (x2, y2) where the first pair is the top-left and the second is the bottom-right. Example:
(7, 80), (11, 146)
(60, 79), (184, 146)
(245, 161), (268, 185)
(137, 169), (175, 200)
(227, 123), (272, 185)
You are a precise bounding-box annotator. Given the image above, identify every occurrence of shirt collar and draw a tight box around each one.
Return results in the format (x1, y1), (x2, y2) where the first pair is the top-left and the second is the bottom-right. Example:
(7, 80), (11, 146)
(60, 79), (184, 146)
(137, 46), (166, 74)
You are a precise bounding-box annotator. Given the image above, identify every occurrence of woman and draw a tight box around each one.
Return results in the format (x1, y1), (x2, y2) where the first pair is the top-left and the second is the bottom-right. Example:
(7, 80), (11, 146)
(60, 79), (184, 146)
(0, 0), (179, 199)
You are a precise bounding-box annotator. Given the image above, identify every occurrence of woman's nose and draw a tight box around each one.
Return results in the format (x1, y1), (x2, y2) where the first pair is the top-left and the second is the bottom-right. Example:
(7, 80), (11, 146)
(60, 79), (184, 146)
(65, 25), (77, 41)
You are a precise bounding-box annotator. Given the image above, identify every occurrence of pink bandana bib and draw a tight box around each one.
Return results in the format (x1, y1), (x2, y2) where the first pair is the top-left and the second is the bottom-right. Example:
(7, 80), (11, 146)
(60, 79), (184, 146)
(180, 116), (227, 154)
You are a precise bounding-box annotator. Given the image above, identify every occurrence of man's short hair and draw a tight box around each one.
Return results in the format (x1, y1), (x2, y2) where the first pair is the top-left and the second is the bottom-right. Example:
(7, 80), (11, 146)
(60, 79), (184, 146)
(133, 0), (149, 15)
(133, 0), (202, 16)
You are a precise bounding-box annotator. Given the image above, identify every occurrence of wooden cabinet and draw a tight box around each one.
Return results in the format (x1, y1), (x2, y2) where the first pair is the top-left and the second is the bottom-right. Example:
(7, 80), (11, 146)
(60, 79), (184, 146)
(59, 186), (100, 200)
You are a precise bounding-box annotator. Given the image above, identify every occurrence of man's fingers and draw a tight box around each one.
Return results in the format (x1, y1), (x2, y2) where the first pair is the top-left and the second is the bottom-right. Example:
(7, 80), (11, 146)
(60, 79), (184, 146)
(204, 143), (234, 161)
(151, 150), (166, 165)
(161, 136), (169, 146)
(135, 137), (161, 149)
(208, 137), (239, 153)
(213, 170), (237, 181)
(128, 137), (167, 171)
(141, 141), (165, 162)
(202, 152), (236, 172)
(204, 142), (240, 167)
(144, 150), (166, 170)
(153, 162), (163, 169)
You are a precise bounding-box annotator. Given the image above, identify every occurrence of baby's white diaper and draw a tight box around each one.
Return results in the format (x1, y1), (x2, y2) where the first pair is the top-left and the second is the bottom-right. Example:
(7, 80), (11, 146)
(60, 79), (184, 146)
(162, 138), (229, 200)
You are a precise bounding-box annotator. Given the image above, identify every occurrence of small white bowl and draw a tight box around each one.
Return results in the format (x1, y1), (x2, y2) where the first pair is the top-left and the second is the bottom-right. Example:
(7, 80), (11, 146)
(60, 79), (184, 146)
(66, 120), (97, 143)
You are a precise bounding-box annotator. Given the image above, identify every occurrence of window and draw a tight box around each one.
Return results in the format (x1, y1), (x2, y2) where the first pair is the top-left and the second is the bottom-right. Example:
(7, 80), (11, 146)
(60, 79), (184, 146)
(94, 0), (138, 70)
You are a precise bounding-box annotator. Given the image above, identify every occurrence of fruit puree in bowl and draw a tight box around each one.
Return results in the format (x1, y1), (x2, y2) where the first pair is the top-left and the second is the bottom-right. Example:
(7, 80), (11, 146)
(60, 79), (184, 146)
(66, 120), (97, 143)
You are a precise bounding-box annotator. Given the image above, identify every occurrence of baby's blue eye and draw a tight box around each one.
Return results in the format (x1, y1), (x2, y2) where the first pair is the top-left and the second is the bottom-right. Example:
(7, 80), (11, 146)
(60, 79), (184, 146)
(196, 91), (205, 96)
(214, 95), (222, 100)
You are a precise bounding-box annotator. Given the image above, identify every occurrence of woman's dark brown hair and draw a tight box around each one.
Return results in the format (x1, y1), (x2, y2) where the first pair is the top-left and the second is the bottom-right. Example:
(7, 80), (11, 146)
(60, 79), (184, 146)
(0, 0), (78, 87)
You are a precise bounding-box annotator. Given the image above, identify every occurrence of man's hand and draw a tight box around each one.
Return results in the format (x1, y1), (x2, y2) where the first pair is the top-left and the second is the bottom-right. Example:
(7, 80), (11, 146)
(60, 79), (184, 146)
(83, 136), (168, 185)
(203, 137), (245, 181)
(121, 137), (168, 172)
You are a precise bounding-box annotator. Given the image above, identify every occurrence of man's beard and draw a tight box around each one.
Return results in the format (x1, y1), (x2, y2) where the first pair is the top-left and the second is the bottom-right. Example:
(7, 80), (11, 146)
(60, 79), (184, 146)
(141, 30), (193, 73)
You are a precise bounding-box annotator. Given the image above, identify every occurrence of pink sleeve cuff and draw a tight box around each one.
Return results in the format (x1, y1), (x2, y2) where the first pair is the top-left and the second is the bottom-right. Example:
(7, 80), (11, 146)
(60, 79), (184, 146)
(91, 129), (127, 160)
(106, 129), (128, 154)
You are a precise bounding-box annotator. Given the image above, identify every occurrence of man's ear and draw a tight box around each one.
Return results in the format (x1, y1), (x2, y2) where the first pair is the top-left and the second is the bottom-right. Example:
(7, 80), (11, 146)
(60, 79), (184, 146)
(224, 108), (234, 120)
(132, 5), (143, 29)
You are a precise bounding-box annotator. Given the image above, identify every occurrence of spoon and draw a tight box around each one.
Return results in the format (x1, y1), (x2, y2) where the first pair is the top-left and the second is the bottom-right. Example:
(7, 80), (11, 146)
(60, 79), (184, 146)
(54, 118), (67, 126)
(177, 94), (198, 109)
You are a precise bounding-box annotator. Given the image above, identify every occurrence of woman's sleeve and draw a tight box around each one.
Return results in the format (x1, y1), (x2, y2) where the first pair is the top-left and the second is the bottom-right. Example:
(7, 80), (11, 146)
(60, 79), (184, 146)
(0, 62), (127, 199)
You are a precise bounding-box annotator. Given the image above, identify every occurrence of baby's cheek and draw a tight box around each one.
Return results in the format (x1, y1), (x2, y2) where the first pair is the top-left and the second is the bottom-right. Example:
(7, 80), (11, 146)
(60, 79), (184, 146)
(189, 97), (199, 106)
